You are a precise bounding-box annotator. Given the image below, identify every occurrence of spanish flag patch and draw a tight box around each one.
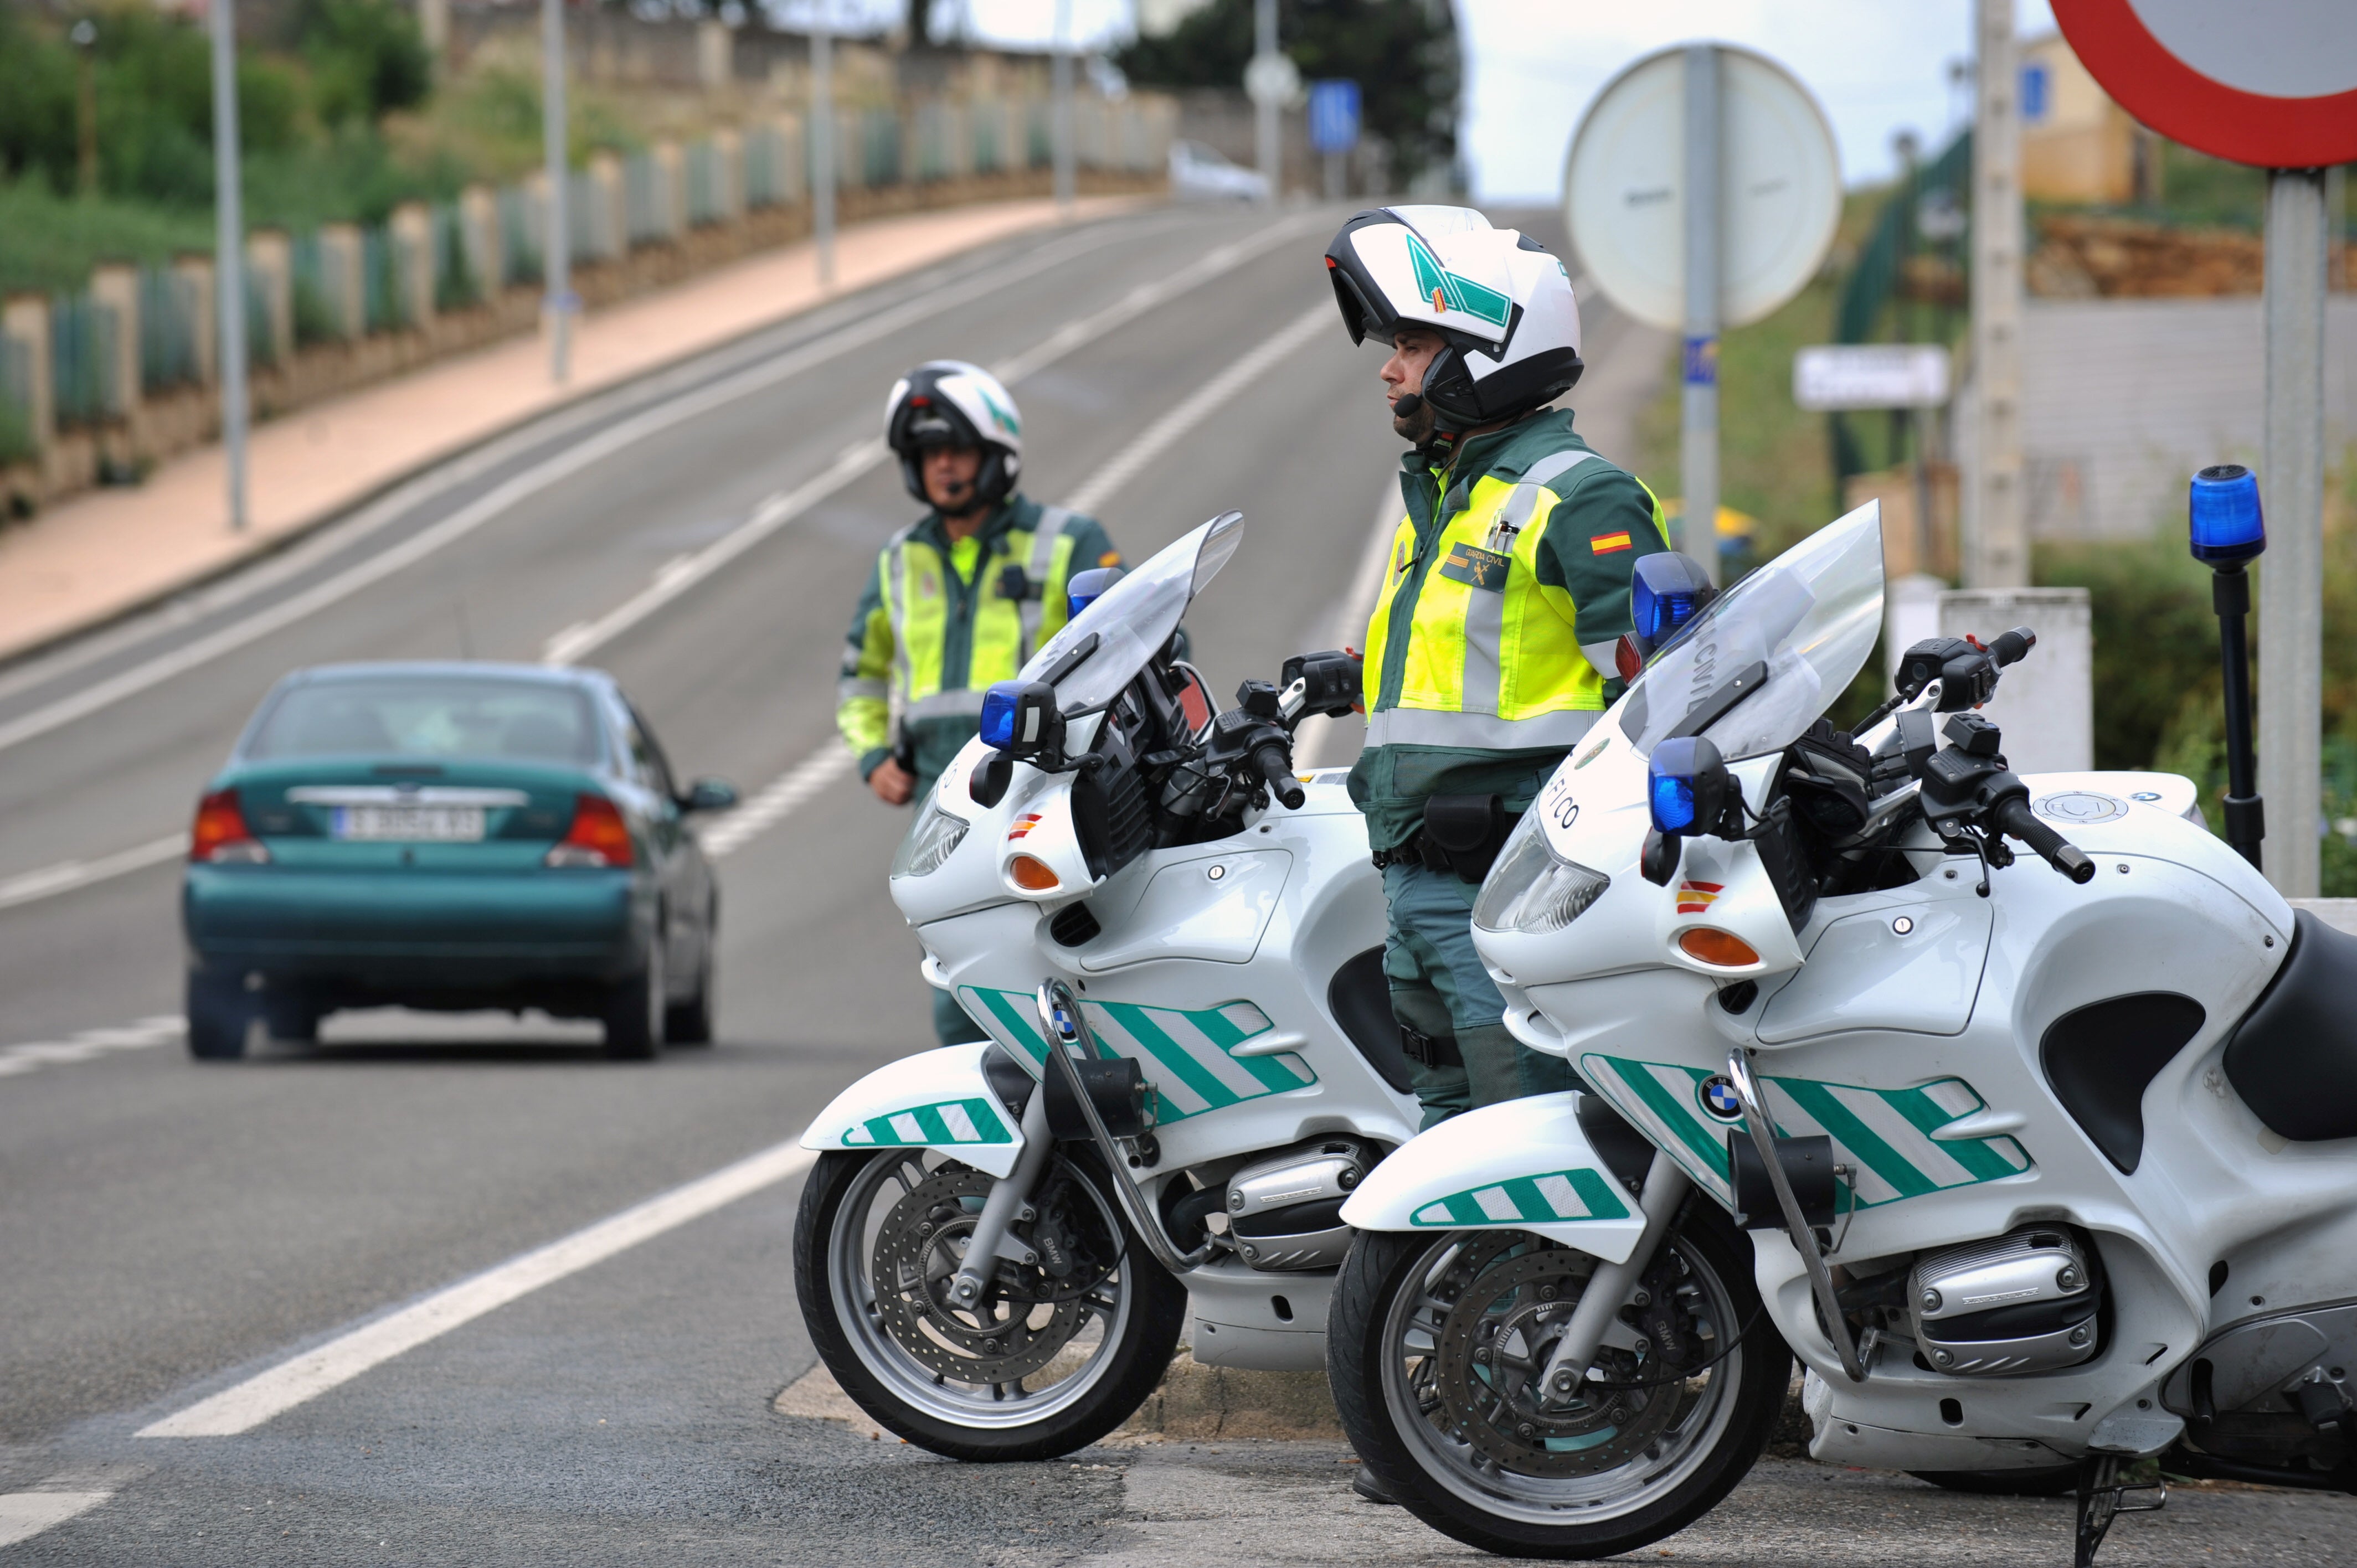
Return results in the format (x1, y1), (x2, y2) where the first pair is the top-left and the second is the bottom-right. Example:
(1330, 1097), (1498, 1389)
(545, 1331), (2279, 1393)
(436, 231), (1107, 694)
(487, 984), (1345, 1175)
(1098, 551), (1123, 568)
(1591, 531), (1634, 554)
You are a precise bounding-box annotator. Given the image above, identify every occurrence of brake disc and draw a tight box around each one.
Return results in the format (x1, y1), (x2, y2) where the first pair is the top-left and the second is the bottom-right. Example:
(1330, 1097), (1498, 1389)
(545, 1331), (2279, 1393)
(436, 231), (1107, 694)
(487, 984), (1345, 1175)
(869, 1168), (1082, 1384)
(1429, 1241), (1685, 1478)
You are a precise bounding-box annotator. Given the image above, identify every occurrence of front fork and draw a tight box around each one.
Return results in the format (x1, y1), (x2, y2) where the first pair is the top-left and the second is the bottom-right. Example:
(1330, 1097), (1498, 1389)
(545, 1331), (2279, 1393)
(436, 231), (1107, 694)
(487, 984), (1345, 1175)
(947, 1087), (1053, 1309)
(1532, 1148), (1694, 1398)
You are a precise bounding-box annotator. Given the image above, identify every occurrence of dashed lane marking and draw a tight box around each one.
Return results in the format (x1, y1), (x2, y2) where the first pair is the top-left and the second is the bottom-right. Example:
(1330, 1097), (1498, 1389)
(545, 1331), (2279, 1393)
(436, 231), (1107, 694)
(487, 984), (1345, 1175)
(696, 746), (856, 859)
(138, 1138), (817, 1437)
(0, 1015), (184, 1079)
(0, 1490), (116, 1550)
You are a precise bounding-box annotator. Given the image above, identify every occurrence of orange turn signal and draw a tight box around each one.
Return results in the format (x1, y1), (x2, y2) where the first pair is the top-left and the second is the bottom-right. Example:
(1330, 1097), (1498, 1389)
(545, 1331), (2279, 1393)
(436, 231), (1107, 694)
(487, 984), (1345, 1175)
(1679, 927), (1760, 967)
(1008, 854), (1062, 891)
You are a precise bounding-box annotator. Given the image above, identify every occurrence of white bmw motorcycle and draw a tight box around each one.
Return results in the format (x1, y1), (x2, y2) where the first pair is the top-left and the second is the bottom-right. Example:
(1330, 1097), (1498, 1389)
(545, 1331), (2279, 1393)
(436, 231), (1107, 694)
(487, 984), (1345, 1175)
(794, 512), (1426, 1459)
(1330, 501), (2357, 1564)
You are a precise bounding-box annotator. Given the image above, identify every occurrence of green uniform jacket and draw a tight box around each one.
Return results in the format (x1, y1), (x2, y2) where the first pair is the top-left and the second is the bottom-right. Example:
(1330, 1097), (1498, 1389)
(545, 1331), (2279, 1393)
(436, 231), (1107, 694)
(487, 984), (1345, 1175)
(839, 494), (1119, 786)
(1350, 409), (1669, 853)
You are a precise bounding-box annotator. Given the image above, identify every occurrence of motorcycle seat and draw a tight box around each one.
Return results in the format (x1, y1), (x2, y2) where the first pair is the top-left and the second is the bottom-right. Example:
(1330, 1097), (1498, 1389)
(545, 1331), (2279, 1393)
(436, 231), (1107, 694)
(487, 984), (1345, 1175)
(2225, 910), (2357, 1143)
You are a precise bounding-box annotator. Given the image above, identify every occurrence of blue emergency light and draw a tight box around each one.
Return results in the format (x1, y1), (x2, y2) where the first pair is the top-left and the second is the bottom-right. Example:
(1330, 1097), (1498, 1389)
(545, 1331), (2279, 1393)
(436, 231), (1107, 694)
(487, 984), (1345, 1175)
(1647, 735), (1730, 837)
(2189, 464), (2266, 564)
(979, 682), (1024, 750)
(1629, 553), (1717, 656)
(1065, 565), (1123, 620)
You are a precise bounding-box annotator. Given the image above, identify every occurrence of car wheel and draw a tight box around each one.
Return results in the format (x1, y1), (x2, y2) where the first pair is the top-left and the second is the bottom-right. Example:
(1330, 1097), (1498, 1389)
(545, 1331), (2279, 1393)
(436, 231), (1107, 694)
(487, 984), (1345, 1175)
(602, 936), (666, 1060)
(263, 999), (321, 1043)
(186, 969), (253, 1060)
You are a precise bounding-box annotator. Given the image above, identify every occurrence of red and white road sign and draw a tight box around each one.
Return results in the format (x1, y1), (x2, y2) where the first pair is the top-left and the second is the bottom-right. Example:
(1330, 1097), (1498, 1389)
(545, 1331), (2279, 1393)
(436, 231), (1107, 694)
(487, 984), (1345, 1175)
(2054, 0), (2357, 168)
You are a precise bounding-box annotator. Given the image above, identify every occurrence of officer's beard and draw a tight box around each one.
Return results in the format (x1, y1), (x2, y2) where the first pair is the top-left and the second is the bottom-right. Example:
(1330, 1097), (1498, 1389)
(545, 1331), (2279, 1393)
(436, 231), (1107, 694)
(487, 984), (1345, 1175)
(1390, 391), (1437, 447)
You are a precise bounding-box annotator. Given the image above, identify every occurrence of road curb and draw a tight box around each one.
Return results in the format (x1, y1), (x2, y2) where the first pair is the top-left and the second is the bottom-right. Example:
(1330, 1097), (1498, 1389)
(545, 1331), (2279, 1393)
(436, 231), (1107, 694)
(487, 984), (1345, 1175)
(773, 1348), (1344, 1442)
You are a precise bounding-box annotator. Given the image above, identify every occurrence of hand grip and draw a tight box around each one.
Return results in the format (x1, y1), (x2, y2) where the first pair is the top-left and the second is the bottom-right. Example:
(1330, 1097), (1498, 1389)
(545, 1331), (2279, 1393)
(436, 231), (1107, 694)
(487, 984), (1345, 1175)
(1989, 626), (2037, 667)
(1992, 796), (2096, 884)
(1251, 740), (1305, 811)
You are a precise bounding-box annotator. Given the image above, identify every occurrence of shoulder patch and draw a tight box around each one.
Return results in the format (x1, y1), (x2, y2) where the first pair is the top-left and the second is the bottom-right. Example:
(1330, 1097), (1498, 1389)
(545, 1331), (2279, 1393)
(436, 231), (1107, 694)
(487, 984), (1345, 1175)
(1098, 550), (1122, 568)
(1590, 531), (1634, 555)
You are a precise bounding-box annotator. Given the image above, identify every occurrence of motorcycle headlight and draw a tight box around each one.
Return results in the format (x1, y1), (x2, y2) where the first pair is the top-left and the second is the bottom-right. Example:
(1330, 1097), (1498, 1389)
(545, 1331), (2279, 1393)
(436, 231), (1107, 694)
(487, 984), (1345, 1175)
(1473, 817), (1610, 934)
(891, 797), (970, 879)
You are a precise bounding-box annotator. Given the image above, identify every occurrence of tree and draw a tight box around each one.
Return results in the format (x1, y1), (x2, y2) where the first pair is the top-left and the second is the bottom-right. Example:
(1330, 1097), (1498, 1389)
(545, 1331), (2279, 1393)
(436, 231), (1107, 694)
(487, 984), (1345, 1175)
(1114, 0), (1458, 184)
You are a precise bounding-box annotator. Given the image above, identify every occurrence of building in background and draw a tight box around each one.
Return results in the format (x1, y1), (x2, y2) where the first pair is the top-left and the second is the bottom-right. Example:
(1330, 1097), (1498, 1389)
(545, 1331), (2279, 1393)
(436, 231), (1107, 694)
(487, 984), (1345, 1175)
(2017, 31), (2161, 207)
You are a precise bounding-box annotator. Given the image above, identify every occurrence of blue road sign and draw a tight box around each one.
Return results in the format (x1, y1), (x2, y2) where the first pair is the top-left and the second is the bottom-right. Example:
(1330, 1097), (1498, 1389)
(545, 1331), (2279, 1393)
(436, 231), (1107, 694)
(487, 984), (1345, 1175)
(1308, 80), (1361, 156)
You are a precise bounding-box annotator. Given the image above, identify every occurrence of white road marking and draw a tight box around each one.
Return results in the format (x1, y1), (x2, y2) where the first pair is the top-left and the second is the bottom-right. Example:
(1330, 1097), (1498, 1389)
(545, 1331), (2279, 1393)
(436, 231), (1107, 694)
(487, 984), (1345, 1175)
(1059, 302), (1331, 518)
(0, 1490), (114, 1549)
(0, 1016), (184, 1079)
(0, 214), (1328, 912)
(541, 212), (1328, 669)
(0, 214), (1223, 762)
(1293, 485), (1404, 771)
(138, 1137), (819, 1437)
(0, 834), (185, 912)
(697, 746), (857, 858)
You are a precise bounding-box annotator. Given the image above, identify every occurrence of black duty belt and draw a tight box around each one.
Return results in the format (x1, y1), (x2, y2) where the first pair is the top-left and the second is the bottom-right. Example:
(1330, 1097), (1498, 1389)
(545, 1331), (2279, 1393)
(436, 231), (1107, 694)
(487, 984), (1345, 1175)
(1398, 1025), (1463, 1069)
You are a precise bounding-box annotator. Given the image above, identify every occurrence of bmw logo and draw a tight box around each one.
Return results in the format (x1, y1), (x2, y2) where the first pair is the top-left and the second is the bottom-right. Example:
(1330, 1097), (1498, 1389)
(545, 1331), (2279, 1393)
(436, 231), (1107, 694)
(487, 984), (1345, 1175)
(1698, 1075), (1744, 1122)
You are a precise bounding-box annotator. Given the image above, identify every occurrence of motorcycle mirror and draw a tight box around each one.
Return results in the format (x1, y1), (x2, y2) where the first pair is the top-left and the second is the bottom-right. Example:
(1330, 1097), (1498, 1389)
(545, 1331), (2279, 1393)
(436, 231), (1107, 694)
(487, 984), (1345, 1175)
(979, 679), (1064, 764)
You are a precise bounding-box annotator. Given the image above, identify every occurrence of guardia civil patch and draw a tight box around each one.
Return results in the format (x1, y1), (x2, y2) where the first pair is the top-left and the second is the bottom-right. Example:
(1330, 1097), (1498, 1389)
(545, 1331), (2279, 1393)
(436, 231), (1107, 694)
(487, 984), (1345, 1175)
(1438, 543), (1512, 592)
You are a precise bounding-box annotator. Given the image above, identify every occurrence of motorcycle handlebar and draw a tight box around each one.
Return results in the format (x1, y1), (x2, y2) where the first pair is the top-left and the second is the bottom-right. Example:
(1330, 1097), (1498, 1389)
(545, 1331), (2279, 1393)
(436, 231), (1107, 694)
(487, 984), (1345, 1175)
(1991, 795), (2096, 884)
(1251, 739), (1305, 811)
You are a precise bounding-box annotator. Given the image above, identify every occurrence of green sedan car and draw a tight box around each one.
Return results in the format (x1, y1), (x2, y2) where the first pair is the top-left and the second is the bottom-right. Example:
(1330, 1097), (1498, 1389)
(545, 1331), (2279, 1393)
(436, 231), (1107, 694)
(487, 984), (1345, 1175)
(182, 662), (737, 1060)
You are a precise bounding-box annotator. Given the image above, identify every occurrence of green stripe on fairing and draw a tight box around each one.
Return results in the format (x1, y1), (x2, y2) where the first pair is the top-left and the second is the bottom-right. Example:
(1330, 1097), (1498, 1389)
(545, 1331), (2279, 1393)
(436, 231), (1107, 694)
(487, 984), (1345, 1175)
(1883, 1082), (2022, 1182)
(1607, 1058), (1732, 1175)
(1563, 1165), (1631, 1220)
(1187, 1004), (1306, 1093)
(1771, 1077), (1937, 1200)
(1499, 1176), (1552, 1221)
(1100, 1002), (1236, 1108)
(1411, 1169), (1630, 1226)
(851, 1096), (1010, 1148)
(966, 987), (1049, 1062)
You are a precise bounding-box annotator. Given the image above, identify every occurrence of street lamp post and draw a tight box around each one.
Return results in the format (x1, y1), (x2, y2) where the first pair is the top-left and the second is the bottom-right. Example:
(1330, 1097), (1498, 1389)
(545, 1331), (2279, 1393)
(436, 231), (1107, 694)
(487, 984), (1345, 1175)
(209, 0), (249, 532)
(541, 0), (574, 383)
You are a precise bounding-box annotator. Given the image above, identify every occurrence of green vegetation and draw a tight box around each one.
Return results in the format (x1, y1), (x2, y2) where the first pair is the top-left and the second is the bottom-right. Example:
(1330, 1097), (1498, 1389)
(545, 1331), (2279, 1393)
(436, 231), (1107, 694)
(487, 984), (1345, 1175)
(1114, 0), (1459, 185)
(0, 1), (640, 295)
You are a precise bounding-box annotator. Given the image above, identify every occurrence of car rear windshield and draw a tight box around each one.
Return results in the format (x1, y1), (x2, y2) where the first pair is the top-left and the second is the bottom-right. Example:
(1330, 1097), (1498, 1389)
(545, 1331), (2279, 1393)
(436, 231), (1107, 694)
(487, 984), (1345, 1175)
(244, 678), (603, 766)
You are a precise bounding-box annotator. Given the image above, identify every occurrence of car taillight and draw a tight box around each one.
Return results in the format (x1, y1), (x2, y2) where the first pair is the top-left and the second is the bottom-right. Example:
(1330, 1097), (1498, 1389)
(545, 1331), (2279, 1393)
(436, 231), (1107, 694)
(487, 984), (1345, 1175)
(546, 793), (634, 867)
(191, 788), (270, 864)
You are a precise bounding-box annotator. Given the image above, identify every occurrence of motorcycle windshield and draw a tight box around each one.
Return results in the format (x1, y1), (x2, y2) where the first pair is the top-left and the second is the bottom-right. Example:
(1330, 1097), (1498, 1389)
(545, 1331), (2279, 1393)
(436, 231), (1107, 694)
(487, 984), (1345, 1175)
(1614, 501), (1885, 761)
(1016, 510), (1244, 710)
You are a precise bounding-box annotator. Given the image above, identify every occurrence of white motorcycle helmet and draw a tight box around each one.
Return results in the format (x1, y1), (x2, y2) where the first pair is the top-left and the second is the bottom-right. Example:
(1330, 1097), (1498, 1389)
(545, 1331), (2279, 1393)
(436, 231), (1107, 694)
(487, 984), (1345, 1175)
(882, 360), (1024, 509)
(1324, 205), (1584, 432)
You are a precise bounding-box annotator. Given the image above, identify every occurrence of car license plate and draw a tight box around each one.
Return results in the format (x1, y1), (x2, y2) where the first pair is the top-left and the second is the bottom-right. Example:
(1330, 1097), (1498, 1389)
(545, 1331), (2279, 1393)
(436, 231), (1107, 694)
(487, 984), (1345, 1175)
(332, 805), (486, 842)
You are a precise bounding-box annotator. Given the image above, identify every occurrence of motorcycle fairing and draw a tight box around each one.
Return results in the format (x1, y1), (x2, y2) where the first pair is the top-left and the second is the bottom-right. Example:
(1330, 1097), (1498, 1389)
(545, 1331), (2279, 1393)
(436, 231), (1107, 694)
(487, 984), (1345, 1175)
(1337, 1092), (1650, 1263)
(1577, 1053), (2034, 1211)
(799, 1043), (1026, 1178)
(957, 985), (1319, 1121)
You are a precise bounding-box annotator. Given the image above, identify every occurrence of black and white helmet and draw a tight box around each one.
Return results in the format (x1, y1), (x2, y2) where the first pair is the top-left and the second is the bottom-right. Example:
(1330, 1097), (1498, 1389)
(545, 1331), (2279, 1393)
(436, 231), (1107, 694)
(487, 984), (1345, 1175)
(882, 360), (1024, 509)
(1324, 205), (1584, 430)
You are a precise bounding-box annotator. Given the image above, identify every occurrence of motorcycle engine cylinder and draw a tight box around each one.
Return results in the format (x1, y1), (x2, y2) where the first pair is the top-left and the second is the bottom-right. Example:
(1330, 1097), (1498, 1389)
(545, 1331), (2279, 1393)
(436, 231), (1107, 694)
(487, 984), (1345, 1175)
(1908, 1224), (2100, 1377)
(1224, 1136), (1381, 1272)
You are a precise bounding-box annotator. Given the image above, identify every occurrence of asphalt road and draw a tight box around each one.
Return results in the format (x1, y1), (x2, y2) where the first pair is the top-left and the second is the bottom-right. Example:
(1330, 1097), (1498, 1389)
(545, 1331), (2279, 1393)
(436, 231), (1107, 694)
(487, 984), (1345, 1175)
(6, 198), (2343, 1566)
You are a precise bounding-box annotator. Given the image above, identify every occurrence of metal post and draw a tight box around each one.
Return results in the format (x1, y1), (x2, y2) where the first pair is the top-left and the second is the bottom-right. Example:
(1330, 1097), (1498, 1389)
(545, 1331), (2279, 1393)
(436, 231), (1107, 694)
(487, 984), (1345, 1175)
(540, 0), (573, 383)
(1680, 44), (1721, 587)
(810, 8), (835, 288)
(1051, 0), (1074, 212)
(2261, 168), (2327, 898)
(2212, 563), (2264, 870)
(1965, 0), (2027, 589)
(209, 0), (249, 532)
(1254, 0), (1279, 205)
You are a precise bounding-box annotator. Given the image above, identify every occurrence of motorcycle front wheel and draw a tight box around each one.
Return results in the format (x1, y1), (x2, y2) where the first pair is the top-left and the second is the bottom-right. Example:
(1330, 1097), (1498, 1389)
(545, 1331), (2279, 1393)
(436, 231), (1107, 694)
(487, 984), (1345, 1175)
(1329, 1205), (1789, 1559)
(793, 1147), (1187, 1461)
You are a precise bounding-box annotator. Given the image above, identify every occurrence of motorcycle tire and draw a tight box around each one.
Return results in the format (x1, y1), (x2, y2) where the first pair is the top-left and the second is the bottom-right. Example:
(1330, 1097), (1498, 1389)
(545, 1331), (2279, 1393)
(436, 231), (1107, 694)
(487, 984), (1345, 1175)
(1908, 1466), (2081, 1497)
(794, 1146), (1187, 1462)
(1329, 1203), (1790, 1559)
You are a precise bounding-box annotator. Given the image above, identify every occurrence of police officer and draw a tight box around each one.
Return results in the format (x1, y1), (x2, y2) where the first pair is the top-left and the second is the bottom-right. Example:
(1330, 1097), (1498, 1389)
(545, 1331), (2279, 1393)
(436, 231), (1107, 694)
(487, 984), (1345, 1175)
(1324, 207), (1669, 1126)
(840, 361), (1121, 1045)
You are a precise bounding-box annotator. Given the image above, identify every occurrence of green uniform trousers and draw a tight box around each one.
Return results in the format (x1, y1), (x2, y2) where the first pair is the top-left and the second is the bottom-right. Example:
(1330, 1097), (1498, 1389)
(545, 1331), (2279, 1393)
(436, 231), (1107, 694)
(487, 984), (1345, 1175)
(1382, 860), (1576, 1127)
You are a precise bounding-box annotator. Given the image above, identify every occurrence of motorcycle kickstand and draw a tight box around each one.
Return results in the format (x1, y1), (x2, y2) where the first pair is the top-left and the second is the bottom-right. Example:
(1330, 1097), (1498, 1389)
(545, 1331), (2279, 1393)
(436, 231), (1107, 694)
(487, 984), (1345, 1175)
(945, 1086), (1054, 1311)
(2073, 1454), (2167, 1568)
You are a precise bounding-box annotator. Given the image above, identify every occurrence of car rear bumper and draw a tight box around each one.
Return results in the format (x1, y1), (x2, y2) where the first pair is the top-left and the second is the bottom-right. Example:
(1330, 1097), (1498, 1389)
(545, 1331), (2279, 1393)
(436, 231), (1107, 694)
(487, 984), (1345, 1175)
(184, 865), (648, 988)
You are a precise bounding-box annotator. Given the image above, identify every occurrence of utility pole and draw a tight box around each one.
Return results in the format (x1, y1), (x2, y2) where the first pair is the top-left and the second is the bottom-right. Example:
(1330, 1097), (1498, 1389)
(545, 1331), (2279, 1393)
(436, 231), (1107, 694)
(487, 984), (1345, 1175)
(1051, 0), (1074, 212)
(1964, 0), (2026, 589)
(1680, 44), (1721, 587)
(73, 19), (99, 198)
(810, 3), (836, 287)
(2260, 167), (2327, 897)
(209, 0), (249, 532)
(1254, 0), (1278, 203)
(540, 0), (574, 383)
